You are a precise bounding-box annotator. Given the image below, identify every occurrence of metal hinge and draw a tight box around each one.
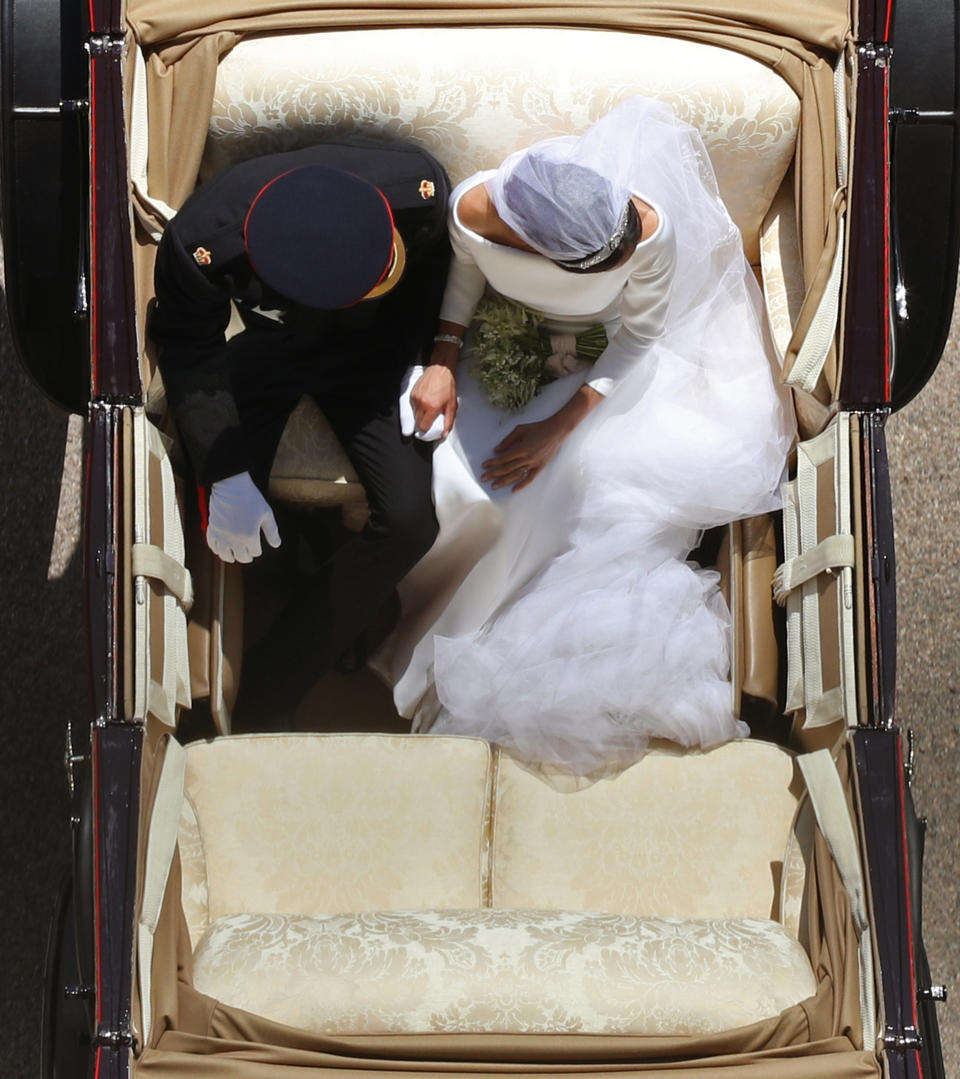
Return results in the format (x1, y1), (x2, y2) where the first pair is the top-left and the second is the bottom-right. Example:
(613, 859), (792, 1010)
(92, 1029), (135, 1050)
(883, 1026), (923, 1052)
(920, 985), (948, 1003)
(905, 728), (916, 784)
(11, 99), (89, 118)
(890, 107), (957, 126)
(859, 43), (893, 69)
(87, 33), (125, 58)
(64, 721), (89, 797)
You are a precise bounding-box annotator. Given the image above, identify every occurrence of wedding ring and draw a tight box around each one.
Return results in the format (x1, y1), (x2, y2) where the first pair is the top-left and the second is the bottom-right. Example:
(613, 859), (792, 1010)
(522, 468), (530, 477)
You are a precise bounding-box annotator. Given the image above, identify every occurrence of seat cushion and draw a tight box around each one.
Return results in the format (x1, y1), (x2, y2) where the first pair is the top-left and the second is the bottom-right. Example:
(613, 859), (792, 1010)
(268, 397), (364, 504)
(492, 741), (801, 921)
(191, 908), (817, 1036)
(178, 734), (493, 949)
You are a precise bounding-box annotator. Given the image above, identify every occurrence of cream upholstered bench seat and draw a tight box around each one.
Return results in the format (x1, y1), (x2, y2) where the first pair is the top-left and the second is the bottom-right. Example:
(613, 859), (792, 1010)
(175, 734), (816, 1037)
(192, 909), (815, 1037)
(200, 27), (803, 507)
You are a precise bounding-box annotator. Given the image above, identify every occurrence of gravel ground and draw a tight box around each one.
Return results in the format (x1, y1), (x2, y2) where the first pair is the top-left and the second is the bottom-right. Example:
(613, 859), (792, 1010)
(886, 299), (960, 1075)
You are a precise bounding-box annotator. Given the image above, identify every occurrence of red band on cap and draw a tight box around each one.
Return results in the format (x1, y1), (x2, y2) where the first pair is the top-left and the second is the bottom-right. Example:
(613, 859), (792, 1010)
(243, 168), (297, 278)
(337, 182), (397, 308)
(371, 187), (398, 287)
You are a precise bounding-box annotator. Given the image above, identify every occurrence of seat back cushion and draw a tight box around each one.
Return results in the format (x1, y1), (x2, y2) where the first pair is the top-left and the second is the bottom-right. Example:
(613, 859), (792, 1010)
(178, 734), (493, 948)
(492, 741), (801, 920)
(204, 28), (801, 266)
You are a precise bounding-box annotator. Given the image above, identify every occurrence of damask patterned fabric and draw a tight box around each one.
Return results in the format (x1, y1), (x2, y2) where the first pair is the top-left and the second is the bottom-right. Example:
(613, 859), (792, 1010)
(780, 798), (816, 946)
(205, 29), (799, 265)
(178, 734), (494, 949)
(492, 742), (800, 921)
(191, 908), (817, 1036)
(206, 28), (801, 499)
(178, 736), (807, 950)
(268, 398), (360, 495)
(761, 175), (806, 362)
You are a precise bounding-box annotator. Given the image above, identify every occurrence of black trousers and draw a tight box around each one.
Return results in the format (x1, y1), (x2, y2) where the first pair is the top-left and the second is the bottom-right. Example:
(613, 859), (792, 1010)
(227, 323), (438, 710)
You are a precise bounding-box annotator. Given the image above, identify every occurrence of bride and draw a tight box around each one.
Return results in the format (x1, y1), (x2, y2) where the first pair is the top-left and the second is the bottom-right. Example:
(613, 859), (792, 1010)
(381, 96), (794, 778)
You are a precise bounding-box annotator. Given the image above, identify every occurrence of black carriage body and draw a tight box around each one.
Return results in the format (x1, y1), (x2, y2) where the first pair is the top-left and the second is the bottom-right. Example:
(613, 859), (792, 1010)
(0, 0), (956, 1076)
(888, 0), (960, 409)
(0, 0), (90, 412)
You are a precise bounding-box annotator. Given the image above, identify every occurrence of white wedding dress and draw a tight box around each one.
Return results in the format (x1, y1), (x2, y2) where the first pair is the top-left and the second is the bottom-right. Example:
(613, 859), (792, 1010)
(379, 98), (795, 777)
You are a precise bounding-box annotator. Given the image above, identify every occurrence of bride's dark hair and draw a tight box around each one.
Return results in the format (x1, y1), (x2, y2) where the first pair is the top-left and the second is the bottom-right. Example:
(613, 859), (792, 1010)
(553, 201), (642, 274)
(493, 157), (642, 273)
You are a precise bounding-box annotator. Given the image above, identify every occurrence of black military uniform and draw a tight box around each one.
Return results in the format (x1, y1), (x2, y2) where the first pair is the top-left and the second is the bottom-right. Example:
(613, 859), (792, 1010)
(150, 137), (451, 721)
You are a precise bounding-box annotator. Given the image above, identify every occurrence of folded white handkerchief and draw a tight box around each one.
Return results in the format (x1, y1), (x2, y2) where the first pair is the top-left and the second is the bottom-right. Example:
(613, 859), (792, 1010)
(399, 365), (446, 441)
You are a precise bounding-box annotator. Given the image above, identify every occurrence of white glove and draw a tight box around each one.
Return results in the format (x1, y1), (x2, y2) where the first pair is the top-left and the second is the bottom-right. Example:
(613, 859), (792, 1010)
(399, 365), (446, 441)
(206, 471), (281, 564)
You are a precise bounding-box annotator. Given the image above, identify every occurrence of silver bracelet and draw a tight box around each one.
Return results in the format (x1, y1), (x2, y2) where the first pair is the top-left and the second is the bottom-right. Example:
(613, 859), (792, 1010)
(433, 333), (464, 348)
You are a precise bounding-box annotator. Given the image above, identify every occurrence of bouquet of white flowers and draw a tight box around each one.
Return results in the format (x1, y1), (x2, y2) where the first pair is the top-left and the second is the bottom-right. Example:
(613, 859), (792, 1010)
(469, 293), (607, 412)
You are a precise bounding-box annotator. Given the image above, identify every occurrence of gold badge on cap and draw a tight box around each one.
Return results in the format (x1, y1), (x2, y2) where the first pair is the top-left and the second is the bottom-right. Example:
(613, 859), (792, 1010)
(192, 247), (212, 266)
(418, 180), (436, 200)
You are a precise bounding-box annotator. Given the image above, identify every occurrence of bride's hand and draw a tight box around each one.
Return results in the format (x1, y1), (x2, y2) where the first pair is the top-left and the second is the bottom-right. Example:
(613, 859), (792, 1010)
(481, 414), (569, 492)
(411, 363), (458, 438)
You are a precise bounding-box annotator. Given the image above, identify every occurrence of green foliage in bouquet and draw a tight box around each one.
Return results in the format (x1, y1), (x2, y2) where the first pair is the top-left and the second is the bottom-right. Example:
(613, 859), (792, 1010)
(469, 293), (609, 412)
(469, 294), (549, 412)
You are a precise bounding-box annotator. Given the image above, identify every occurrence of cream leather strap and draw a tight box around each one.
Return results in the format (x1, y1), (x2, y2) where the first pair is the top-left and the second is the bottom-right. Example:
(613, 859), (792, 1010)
(132, 543), (195, 611)
(798, 750), (877, 1051)
(783, 51), (850, 394)
(772, 533), (856, 604)
(130, 47), (178, 240)
(138, 737), (187, 1049)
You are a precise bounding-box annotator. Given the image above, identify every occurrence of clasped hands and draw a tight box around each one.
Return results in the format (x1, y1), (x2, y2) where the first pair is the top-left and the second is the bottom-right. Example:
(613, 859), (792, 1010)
(409, 363), (568, 493)
(408, 363), (458, 439)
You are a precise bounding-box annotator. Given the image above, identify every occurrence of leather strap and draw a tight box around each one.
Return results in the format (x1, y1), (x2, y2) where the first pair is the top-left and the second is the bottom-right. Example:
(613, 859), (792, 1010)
(132, 542), (195, 610)
(138, 737), (187, 1048)
(773, 533), (856, 604)
(798, 750), (876, 1050)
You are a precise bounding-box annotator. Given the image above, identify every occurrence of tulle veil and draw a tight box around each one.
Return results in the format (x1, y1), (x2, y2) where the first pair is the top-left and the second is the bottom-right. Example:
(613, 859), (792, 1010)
(398, 96), (795, 777)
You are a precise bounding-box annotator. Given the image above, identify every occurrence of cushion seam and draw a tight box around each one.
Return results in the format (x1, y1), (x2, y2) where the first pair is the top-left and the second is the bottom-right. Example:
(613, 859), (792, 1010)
(488, 749), (501, 909)
(181, 787), (211, 941)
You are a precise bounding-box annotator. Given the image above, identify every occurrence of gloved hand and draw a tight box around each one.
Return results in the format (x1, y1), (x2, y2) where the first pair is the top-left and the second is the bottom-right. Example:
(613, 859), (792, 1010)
(206, 471), (281, 564)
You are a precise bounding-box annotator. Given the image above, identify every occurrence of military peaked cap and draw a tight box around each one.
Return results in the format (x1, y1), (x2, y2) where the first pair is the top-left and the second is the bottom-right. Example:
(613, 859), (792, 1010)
(243, 164), (399, 309)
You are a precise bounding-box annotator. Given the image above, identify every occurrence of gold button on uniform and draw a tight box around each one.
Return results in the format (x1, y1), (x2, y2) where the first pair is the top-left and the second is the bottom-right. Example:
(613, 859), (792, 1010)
(418, 180), (436, 200)
(192, 247), (212, 266)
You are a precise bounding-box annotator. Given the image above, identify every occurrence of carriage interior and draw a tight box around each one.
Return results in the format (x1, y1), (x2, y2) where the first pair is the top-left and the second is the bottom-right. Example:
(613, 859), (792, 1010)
(124, 8), (884, 1077)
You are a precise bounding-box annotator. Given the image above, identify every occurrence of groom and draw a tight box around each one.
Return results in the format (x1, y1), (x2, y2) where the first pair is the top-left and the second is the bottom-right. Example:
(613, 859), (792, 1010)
(150, 136), (451, 726)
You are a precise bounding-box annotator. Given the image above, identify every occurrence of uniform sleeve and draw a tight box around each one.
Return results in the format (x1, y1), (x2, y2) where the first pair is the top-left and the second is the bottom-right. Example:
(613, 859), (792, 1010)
(150, 226), (249, 486)
(404, 215), (453, 362)
(355, 223), (451, 367)
(586, 222), (677, 397)
(438, 213), (488, 327)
